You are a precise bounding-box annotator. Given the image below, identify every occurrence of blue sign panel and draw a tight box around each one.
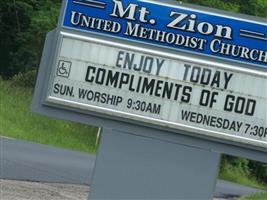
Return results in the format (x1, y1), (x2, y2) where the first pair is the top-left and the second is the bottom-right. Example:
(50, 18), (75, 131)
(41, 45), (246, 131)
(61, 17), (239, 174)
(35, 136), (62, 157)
(63, 0), (267, 68)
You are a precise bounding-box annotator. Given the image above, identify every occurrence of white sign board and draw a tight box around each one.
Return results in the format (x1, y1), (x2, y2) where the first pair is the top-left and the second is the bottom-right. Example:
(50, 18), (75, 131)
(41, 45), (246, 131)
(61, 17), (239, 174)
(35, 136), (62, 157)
(46, 33), (267, 148)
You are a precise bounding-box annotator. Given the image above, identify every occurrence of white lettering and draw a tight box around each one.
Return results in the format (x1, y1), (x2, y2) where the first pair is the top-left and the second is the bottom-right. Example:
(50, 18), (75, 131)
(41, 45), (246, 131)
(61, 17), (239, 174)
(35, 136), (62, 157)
(110, 0), (138, 20)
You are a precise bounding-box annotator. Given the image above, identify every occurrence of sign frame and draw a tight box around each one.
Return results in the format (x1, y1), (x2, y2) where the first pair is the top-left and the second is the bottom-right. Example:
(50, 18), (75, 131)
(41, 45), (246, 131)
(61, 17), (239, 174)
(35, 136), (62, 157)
(33, 0), (267, 160)
(45, 31), (267, 150)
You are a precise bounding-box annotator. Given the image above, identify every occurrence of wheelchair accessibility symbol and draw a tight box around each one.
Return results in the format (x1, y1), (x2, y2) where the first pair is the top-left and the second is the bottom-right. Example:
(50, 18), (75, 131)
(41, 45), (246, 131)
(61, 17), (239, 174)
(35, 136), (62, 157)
(57, 60), (72, 78)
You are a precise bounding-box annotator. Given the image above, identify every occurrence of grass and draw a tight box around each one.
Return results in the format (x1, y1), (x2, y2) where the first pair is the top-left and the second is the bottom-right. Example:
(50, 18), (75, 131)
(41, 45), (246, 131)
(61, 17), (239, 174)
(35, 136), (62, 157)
(219, 160), (267, 200)
(0, 79), (98, 153)
(239, 191), (267, 200)
(219, 161), (266, 189)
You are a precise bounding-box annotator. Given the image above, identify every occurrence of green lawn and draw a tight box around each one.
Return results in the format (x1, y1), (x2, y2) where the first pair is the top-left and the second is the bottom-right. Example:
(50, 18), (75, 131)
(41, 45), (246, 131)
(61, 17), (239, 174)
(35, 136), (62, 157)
(239, 191), (267, 200)
(219, 162), (266, 189)
(0, 79), (98, 153)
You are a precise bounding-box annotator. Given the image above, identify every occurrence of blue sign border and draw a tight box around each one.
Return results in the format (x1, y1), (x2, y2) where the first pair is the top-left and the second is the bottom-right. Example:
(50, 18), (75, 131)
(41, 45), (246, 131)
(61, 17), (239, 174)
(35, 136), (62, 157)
(62, 0), (267, 69)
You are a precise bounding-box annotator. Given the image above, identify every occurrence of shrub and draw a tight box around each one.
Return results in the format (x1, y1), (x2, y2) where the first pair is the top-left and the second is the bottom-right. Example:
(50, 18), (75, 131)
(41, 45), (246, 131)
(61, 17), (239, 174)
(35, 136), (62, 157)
(11, 69), (37, 88)
(249, 162), (267, 184)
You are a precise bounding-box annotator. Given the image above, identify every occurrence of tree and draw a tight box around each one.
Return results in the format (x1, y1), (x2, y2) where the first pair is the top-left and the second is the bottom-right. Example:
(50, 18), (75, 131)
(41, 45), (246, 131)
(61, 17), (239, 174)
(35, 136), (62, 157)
(182, 0), (267, 18)
(0, 0), (34, 77)
(0, 0), (61, 78)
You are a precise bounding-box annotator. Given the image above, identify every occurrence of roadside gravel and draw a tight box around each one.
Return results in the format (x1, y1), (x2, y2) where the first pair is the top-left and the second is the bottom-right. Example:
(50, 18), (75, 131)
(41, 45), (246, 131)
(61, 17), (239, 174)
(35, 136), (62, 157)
(0, 179), (89, 200)
(0, 179), (234, 200)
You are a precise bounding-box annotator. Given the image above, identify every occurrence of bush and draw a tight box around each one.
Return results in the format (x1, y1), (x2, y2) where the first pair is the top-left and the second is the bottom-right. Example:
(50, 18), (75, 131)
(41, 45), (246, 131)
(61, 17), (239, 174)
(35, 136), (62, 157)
(219, 155), (264, 188)
(249, 162), (267, 184)
(11, 69), (37, 88)
(221, 155), (250, 175)
(220, 155), (267, 187)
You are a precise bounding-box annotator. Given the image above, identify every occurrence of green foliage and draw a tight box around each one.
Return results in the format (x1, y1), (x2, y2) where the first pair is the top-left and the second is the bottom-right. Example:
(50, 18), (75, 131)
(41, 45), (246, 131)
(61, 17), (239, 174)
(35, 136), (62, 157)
(0, 0), (61, 78)
(221, 155), (250, 175)
(220, 155), (267, 187)
(182, 0), (240, 13)
(240, 0), (267, 18)
(249, 162), (267, 184)
(220, 155), (265, 189)
(11, 69), (37, 87)
(181, 0), (267, 18)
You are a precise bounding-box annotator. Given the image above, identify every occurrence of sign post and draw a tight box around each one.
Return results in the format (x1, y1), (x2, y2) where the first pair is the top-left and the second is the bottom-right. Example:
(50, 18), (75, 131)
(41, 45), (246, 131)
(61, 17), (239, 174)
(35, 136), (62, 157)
(89, 128), (221, 199)
(32, 0), (267, 199)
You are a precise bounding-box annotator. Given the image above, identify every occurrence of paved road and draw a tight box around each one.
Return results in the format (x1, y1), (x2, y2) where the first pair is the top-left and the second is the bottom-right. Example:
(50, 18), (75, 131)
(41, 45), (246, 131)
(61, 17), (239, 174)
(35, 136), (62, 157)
(0, 137), (263, 198)
(0, 137), (95, 185)
(214, 180), (263, 199)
